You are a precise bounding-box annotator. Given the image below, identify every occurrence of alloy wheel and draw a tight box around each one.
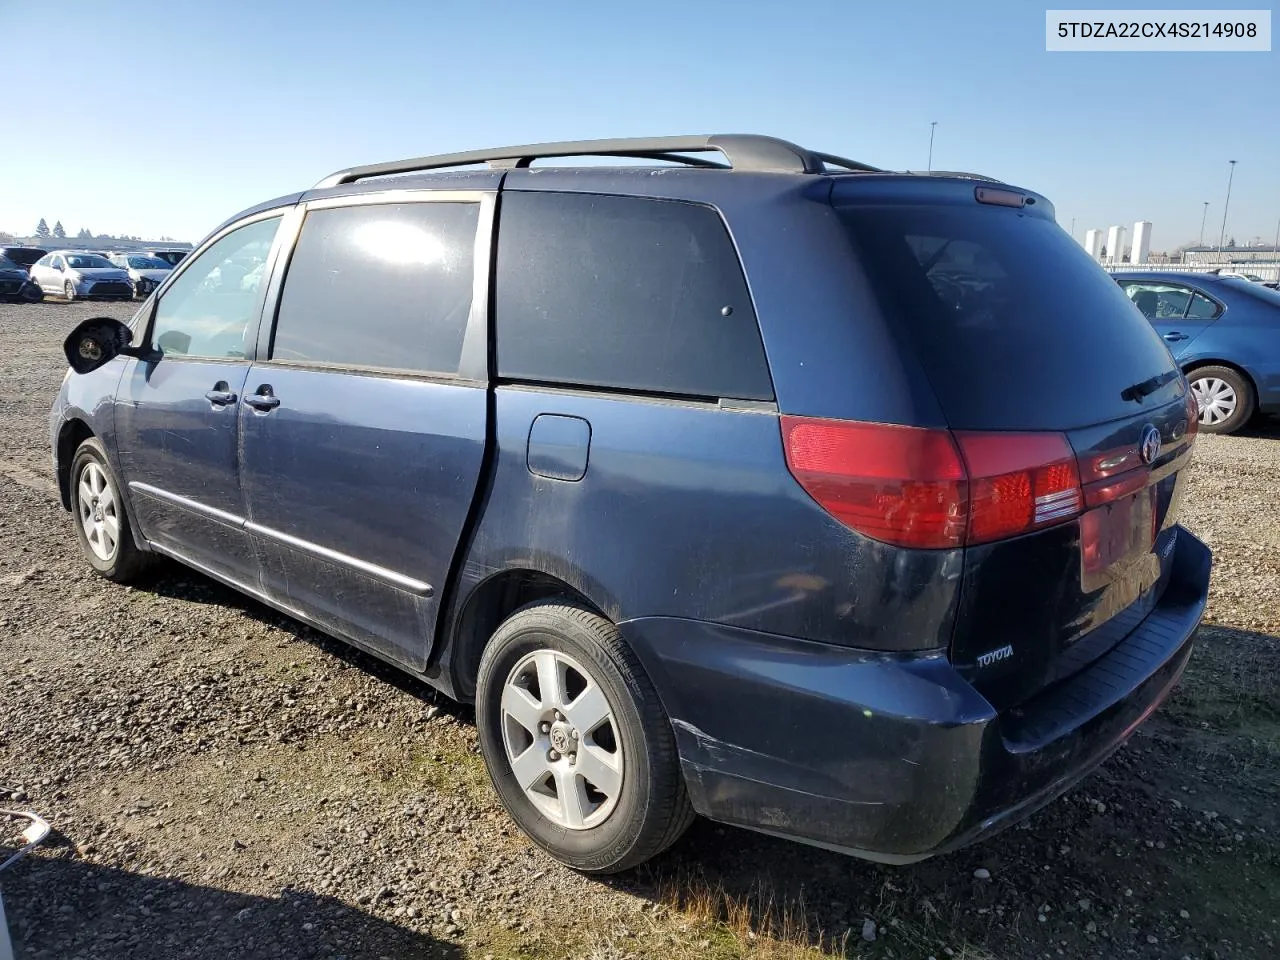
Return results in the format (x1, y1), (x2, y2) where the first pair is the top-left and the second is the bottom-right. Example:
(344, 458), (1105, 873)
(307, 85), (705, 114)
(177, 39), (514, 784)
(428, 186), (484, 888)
(499, 649), (624, 830)
(77, 462), (119, 562)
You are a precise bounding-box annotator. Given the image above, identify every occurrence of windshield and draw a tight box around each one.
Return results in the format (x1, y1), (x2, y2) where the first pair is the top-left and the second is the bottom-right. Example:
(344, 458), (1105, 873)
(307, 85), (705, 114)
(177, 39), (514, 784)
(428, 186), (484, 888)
(1220, 277), (1280, 308)
(66, 254), (114, 269)
(129, 256), (172, 269)
(0, 257), (18, 270)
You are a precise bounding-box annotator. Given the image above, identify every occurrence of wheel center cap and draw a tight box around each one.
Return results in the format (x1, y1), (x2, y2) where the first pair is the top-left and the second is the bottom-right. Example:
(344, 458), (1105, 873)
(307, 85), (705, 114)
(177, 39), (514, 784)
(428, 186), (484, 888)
(549, 722), (573, 754)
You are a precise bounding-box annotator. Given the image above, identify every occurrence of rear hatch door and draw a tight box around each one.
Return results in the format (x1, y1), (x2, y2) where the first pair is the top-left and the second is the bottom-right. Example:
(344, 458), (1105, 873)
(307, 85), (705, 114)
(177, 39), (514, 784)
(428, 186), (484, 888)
(834, 181), (1195, 709)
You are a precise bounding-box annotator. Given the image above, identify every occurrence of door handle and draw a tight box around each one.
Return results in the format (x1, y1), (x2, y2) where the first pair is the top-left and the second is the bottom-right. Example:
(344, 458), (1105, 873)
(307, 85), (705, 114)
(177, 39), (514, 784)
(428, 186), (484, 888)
(205, 382), (237, 406)
(244, 385), (280, 411)
(1163, 332), (1189, 342)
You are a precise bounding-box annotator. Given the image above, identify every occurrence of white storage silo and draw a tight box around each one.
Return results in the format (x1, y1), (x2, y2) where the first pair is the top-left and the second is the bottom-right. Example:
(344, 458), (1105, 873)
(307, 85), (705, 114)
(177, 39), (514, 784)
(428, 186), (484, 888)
(1131, 221), (1152, 266)
(1106, 225), (1125, 263)
(1084, 229), (1102, 259)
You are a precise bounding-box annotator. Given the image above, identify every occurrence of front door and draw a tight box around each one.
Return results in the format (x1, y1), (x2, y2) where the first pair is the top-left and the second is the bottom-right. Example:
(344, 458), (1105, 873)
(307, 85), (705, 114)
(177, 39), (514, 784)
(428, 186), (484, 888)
(238, 194), (492, 670)
(114, 214), (285, 586)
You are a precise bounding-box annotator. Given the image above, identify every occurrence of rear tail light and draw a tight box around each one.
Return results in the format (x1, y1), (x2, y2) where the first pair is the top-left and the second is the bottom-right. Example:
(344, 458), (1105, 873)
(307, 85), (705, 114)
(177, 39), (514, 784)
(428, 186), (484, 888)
(779, 418), (967, 549)
(954, 432), (1082, 544)
(781, 418), (1084, 548)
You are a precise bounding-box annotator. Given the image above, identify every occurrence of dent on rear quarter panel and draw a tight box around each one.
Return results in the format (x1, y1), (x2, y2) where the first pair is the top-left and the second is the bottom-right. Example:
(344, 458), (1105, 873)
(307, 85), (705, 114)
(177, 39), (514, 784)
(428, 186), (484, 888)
(455, 386), (962, 652)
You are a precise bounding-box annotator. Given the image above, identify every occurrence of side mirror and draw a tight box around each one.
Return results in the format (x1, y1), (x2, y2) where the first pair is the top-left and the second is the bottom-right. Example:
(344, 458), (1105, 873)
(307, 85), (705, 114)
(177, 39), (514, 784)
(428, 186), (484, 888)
(54, 263), (64, 272)
(63, 317), (159, 374)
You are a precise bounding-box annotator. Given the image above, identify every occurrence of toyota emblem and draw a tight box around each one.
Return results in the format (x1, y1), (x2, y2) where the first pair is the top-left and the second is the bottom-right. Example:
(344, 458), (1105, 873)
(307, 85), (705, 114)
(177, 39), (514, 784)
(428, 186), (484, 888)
(1139, 424), (1161, 464)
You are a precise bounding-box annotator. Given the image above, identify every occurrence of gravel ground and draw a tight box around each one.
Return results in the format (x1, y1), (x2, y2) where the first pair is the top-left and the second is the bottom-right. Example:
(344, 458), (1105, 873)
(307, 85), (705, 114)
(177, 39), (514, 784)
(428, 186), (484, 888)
(2, 300), (1278, 960)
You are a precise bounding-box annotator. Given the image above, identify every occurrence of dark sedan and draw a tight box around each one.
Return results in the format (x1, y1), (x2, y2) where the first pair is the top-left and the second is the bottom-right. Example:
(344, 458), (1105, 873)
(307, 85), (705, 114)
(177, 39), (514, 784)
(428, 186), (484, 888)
(0, 255), (44, 302)
(1114, 271), (1280, 434)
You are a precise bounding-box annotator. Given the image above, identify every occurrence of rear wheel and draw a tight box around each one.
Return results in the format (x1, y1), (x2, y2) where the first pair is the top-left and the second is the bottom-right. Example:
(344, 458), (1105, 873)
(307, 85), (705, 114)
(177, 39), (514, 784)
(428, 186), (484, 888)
(1188, 365), (1254, 435)
(475, 601), (694, 874)
(69, 438), (151, 582)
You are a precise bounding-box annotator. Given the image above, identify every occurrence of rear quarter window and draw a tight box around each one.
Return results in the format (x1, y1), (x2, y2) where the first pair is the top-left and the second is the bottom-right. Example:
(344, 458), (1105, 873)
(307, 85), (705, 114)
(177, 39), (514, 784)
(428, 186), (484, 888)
(838, 203), (1178, 430)
(495, 191), (773, 401)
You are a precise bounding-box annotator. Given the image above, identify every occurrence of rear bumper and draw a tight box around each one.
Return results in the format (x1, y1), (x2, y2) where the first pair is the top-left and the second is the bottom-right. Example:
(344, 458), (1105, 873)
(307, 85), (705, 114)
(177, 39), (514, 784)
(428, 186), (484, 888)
(620, 527), (1210, 862)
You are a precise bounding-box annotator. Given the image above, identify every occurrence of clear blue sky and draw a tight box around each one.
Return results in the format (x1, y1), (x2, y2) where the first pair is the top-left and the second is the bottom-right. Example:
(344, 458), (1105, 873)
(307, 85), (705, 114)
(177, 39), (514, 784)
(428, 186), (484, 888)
(2, 1), (1276, 251)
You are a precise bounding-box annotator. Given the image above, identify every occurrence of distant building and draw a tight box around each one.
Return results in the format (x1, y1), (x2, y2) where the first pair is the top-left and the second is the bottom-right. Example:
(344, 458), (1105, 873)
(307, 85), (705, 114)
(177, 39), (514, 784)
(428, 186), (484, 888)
(1183, 245), (1280, 265)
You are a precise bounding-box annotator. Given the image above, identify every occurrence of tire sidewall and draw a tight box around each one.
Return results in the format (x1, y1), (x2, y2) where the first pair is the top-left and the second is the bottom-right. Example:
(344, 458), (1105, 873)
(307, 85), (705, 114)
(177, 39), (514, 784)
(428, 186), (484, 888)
(70, 439), (129, 576)
(476, 611), (655, 871)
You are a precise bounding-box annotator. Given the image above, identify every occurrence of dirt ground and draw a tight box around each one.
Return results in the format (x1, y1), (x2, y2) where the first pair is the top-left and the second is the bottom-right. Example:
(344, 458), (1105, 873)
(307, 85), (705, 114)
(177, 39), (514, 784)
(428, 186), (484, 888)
(1, 300), (1278, 960)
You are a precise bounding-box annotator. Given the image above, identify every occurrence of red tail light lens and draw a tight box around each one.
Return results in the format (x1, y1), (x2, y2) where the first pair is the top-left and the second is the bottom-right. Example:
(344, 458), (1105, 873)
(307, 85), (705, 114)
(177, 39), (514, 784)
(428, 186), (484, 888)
(780, 417), (967, 549)
(781, 418), (1083, 549)
(955, 432), (1082, 544)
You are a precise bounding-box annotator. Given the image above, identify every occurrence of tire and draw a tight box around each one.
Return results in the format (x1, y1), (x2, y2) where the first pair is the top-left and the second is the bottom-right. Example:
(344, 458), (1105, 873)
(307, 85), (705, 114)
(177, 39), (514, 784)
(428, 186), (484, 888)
(64, 280), (76, 302)
(475, 601), (694, 874)
(69, 438), (152, 582)
(1187, 365), (1254, 435)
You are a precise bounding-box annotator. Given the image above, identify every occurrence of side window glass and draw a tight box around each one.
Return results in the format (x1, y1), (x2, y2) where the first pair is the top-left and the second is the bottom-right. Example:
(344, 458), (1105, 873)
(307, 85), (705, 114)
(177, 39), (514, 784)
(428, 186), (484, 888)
(495, 192), (772, 401)
(52, 256), (65, 271)
(1186, 292), (1220, 319)
(1125, 283), (1190, 320)
(151, 216), (281, 360)
(270, 202), (479, 376)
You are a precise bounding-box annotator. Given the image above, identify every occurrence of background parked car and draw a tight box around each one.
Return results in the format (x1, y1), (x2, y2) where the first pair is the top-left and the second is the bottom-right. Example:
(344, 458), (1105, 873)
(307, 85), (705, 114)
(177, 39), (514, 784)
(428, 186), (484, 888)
(0, 254), (44, 302)
(0, 245), (48, 273)
(108, 253), (173, 297)
(30, 251), (135, 302)
(1116, 270), (1280, 434)
(142, 248), (190, 267)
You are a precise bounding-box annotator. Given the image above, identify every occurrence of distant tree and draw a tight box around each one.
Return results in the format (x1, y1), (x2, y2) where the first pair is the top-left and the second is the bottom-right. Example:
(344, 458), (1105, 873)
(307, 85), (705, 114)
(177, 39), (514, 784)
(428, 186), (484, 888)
(35, 218), (50, 238)
(76, 228), (92, 239)
(53, 221), (66, 238)
(0, 231), (14, 243)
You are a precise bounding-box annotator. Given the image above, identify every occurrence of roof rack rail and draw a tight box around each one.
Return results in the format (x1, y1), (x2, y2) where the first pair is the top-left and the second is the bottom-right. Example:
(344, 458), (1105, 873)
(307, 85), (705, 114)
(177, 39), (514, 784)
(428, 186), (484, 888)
(908, 170), (1003, 183)
(315, 134), (881, 188)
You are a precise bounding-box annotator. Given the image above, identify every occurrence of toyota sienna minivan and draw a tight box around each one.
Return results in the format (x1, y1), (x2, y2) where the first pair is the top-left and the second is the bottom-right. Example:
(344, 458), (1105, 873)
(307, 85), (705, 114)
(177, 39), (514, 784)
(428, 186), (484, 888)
(51, 135), (1211, 873)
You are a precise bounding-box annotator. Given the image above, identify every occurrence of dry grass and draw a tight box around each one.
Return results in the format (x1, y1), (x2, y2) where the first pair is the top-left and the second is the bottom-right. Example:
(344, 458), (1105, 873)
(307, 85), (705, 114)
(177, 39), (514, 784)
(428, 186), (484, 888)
(654, 871), (848, 959)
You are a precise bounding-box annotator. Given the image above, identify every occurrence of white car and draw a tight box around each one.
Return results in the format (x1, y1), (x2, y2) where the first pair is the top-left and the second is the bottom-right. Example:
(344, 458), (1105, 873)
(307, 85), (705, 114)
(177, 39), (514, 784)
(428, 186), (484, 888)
(29, 250), (134, 301)
(109, 254), (174, 297)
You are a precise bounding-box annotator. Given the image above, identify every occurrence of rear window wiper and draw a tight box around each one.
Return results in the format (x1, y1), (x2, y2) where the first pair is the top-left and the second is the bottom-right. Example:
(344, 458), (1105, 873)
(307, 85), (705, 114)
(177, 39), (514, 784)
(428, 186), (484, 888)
(1121, 369), (1179, 403)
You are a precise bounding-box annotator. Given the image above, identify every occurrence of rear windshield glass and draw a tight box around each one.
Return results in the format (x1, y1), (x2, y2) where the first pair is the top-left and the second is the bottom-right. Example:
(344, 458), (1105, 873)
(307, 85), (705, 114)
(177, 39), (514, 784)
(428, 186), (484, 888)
(837, 203), (1179, 430)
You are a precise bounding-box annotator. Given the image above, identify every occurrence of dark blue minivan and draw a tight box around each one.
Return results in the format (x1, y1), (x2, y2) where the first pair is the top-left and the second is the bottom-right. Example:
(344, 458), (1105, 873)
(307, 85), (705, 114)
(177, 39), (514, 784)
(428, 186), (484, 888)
(51, 135), (1211, 873)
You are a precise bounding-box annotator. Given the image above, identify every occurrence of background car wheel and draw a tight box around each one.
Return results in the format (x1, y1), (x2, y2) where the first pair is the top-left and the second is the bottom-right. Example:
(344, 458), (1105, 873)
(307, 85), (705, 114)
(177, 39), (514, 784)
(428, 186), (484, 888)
(64, 280), (76, 302)
(1188, 365), (1254, 435)
(476, 601), (694, 874)
(69, 438), (152, 582)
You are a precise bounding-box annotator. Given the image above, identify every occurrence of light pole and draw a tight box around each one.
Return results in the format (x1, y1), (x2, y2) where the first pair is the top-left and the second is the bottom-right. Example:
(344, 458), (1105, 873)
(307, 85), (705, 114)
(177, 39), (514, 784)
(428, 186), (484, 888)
(1216, 160), (1237, 260)
(1199, 202), (1210, 247)
(927, 121), (937, 172)
(1273, 215), (1279, 283)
